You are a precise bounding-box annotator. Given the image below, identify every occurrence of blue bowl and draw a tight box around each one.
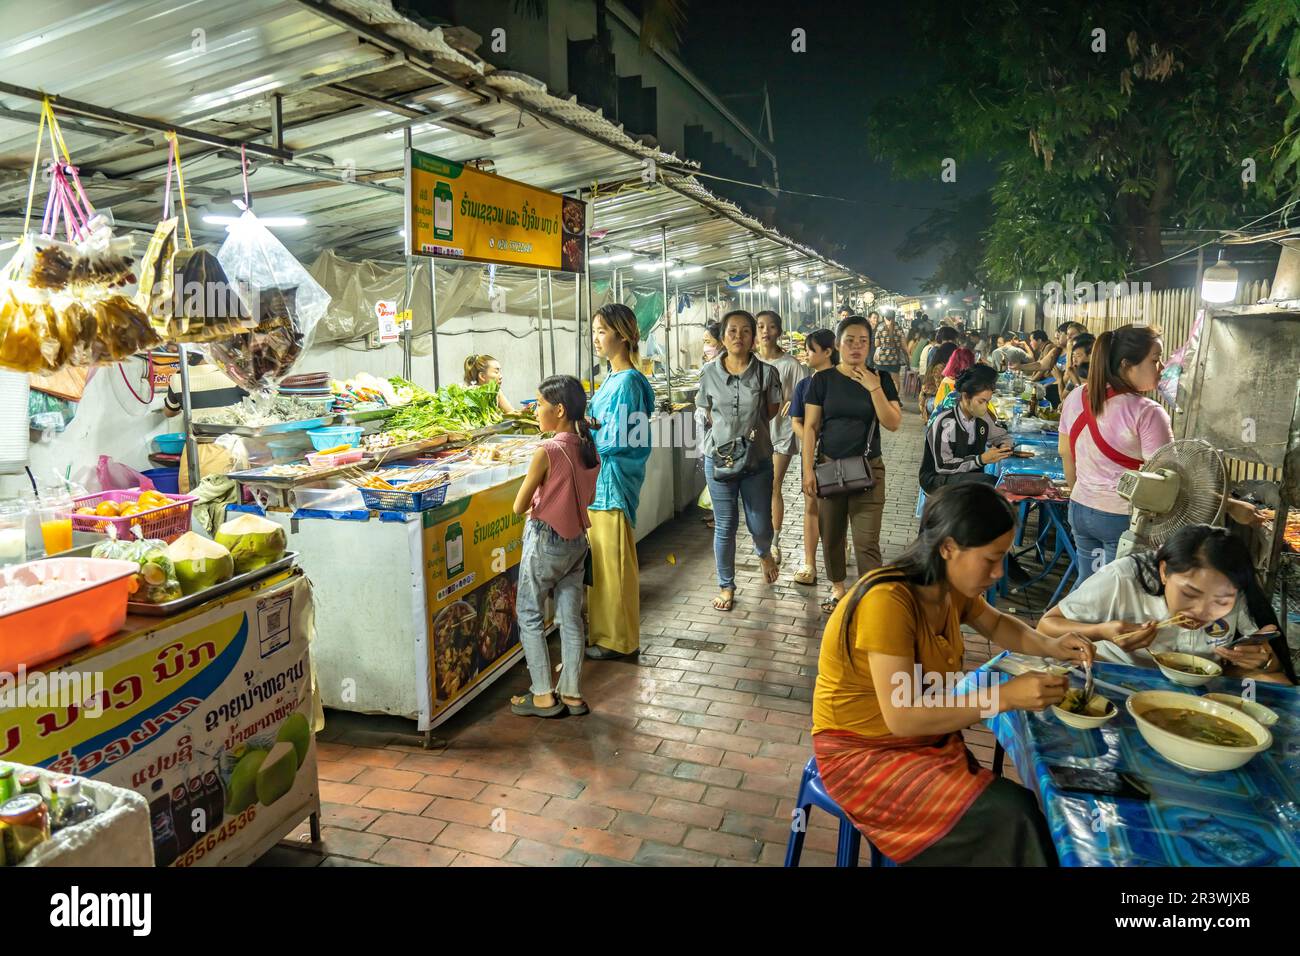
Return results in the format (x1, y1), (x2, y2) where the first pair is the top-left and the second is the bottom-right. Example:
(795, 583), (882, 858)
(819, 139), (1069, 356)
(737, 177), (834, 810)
(154, 433), (186, 455)
(306, 426), (363, 451)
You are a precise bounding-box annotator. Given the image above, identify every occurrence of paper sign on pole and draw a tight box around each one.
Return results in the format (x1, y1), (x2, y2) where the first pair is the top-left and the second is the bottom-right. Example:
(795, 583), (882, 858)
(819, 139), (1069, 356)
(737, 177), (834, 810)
(375, 300), (400, 344)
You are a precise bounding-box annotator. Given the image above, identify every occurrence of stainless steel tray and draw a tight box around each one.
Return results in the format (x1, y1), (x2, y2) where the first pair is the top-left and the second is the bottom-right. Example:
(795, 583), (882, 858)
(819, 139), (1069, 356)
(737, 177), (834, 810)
(191, 415), (335, 438)
(126, 552), (298, 616)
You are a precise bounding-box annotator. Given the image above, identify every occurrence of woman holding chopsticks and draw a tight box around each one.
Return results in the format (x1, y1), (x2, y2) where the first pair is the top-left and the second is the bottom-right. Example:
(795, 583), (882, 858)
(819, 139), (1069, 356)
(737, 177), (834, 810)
(1037, 524), (1294, 684)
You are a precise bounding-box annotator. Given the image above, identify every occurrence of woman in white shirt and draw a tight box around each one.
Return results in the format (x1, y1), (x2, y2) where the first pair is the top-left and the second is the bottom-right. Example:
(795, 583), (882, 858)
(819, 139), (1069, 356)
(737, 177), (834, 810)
(1037, 524), (1292, 684)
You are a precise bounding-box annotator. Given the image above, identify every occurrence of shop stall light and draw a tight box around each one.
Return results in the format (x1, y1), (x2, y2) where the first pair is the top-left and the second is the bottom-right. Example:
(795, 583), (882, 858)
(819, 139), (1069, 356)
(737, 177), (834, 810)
(768, 287), (780, 299)
(816, 283), (828, 293)
(792, 281), (809, 295)
(634, 261), (668, 272)
(1200, 252), (1239, 303)
(204, 214), (306, 227)
(1016, 296), (1027, 306)
(591, 252), (634, 265)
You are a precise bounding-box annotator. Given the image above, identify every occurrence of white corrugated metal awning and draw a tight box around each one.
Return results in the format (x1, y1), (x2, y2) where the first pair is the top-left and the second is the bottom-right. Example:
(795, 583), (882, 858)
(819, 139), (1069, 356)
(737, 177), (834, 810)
(0, 0), (885, 296)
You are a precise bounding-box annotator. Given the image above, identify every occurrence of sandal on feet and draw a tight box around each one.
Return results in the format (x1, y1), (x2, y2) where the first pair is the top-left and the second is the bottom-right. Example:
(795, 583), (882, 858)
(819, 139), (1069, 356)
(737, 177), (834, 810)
(713, 590), (735, 611)
(562, 697), (589, 716)
(821, 593), (843, 614)
(510, 693), (565, 717)
(793, 565), (816, 586)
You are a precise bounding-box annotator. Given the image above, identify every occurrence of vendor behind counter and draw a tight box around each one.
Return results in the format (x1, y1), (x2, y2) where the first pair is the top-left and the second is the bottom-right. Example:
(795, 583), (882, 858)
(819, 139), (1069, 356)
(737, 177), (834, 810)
(162, 354), (246, 494)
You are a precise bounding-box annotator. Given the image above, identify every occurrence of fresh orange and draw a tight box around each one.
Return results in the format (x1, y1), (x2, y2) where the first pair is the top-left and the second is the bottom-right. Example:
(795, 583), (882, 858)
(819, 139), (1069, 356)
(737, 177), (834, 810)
(95, 500), (120, 517)
(118, 503), (143, 518)
(75, 506), (96, 515)
(137, 491), (164, 508)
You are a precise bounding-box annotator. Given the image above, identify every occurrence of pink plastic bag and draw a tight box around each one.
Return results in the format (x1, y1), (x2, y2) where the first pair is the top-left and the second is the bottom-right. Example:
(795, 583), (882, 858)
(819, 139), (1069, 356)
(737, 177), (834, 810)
(95, 455), (155, 493)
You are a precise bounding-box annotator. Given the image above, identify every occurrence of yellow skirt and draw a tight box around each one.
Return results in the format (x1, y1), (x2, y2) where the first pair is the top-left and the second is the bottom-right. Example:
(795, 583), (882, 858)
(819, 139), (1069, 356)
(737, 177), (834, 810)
(587, 509), (640, 654)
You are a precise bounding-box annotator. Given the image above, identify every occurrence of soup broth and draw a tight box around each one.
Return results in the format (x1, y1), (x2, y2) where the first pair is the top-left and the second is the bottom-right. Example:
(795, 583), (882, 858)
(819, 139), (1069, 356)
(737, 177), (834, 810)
(1142, 707), (1256, 747)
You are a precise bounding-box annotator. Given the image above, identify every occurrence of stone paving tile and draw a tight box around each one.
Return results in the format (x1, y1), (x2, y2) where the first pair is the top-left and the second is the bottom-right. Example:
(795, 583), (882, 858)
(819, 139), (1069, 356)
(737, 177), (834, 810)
(264, 405), (1048, 866)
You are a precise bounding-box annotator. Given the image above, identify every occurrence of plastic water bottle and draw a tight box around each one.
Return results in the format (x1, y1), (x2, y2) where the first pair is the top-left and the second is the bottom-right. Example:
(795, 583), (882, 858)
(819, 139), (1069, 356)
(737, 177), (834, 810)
(50, 777), (96, 833)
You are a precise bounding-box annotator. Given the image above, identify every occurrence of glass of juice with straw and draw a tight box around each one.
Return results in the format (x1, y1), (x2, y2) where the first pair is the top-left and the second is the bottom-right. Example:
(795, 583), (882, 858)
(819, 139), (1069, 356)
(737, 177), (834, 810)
(38, 493), (73, 555)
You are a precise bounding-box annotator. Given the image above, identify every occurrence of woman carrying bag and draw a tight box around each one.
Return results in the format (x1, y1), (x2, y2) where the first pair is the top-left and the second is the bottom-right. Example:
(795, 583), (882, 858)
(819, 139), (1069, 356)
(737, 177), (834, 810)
(802, 315), (903, 613)
(698, 310), (782, 611)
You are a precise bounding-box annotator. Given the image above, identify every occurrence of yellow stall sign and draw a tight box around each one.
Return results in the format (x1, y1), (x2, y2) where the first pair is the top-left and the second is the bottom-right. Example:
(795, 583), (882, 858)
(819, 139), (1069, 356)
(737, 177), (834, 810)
(405, 148), (587, 272)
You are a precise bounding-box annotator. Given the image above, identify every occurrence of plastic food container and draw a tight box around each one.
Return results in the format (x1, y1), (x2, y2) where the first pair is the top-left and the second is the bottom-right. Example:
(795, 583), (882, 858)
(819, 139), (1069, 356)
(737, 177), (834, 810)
(0, 557), (137, 671)
(66, 488), (197, 543)
(306, 448), (365, 468)
(293, 483), (367, 513)
(153, 433), (186, 455)
(307, 426), (363, 451)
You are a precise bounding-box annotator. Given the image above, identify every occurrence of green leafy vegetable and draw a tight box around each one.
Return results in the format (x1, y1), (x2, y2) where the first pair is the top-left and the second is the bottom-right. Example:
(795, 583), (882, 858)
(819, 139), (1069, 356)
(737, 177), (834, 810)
(382, 380), (504, 440)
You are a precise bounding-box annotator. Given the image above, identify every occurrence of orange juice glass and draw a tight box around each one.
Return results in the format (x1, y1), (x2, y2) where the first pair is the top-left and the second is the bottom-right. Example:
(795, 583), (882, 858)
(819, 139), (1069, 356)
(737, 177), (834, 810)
(40, 518), (73, 555)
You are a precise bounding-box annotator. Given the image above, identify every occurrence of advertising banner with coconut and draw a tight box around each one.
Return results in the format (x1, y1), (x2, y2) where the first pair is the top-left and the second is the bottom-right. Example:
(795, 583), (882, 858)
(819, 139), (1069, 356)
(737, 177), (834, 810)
(0, 572), (318, 867)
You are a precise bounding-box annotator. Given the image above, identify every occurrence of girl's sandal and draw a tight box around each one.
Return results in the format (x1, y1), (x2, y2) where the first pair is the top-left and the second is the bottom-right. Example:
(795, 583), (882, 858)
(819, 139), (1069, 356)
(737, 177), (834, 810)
(793, 566), (816, 586)
(562, 697), (590, 716)
(712, 590), (735, 611)
(820, 593), (843, 614)
(510, 693), (565, 718)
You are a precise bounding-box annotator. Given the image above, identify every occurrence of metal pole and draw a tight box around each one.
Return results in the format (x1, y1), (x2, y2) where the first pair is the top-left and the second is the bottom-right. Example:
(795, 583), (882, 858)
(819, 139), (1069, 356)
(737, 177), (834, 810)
(660, 226), (671, 383)
(674, 280), (681, 370)
(536, 271), (546, 382)
(547, 271), (557, 379)
(402, 256), (413, 381)
(574, 268), (582, 379)
(403, 127), (415, 383)
(585, 234), (595, 384)
(176, 344), (201, 493)
(428, 259), (440, 388)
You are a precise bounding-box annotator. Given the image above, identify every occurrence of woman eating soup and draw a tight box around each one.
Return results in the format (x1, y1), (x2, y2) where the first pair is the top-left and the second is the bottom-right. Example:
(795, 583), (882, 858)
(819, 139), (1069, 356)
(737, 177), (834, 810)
(1038, 524), (1293, 684)
(813, 482), (1094, 865)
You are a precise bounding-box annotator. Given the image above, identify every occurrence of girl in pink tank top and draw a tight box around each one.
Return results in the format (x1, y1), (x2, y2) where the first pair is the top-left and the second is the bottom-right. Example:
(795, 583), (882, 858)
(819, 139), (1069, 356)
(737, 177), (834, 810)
(510, 375), (601, 718)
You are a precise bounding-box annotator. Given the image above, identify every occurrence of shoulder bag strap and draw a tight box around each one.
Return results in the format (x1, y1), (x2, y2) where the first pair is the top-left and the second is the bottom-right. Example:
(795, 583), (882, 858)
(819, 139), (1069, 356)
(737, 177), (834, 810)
(1072, 386), (1144, 470)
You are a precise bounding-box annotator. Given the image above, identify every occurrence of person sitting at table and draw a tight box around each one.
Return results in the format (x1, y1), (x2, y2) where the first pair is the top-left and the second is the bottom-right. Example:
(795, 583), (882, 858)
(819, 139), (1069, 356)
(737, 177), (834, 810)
(812, 482), (1095, 866)
(1036, 523), (1294, 685)
(1062, 332), (1094, 394)
(919, 365), (1012, 495)
(932, 347), (975, 410)
(464, 353), (517, 415)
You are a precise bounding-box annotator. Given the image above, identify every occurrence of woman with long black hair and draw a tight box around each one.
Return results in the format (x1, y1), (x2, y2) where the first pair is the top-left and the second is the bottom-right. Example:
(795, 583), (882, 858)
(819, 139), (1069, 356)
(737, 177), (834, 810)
(1039, 523), (1294, 684)
(812, 483), (1095, 865)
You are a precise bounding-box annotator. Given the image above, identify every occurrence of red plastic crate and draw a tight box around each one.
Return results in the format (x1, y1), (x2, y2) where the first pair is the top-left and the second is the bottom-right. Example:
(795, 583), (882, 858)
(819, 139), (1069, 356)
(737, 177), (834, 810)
(66, 487), (197, 543)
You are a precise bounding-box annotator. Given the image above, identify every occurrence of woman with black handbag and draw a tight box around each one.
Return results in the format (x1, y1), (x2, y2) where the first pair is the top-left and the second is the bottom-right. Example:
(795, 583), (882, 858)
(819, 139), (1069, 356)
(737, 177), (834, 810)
(698, 310), (783, 611)
(801, 315), (903, 612)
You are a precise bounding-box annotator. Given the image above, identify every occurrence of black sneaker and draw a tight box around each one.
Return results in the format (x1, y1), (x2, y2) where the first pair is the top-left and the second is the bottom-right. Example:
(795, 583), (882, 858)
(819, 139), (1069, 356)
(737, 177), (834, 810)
(1007, 554), (1032, 584)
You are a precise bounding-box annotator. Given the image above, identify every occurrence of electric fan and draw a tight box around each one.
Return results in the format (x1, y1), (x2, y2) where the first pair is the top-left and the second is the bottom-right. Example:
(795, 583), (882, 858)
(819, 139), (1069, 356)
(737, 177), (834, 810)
(1114, 439), (1227, 558)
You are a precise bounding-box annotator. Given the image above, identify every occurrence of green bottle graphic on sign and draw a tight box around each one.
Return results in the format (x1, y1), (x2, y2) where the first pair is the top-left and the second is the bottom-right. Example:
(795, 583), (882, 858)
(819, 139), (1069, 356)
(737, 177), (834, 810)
(445, 521), (464, 577)
(433, 180), (454, 241)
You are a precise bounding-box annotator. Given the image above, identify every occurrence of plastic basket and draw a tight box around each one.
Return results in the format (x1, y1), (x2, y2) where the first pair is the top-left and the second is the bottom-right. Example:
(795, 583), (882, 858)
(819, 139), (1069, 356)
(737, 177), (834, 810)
(307, 426), (363, 451)
(360, 482), (452, 513)
(306, 448), (365, 468)
(66, 488), (197, 543)
(0, 557), (137, 671)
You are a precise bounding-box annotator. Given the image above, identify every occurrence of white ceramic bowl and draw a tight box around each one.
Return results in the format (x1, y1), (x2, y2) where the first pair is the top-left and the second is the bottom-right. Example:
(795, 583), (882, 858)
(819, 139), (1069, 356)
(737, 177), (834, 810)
(1127, 690), (1272, 773)
(1203, 693), (1280, 728)
(1051, 694), (1118, 730)
(1153, 652), (1221, 687)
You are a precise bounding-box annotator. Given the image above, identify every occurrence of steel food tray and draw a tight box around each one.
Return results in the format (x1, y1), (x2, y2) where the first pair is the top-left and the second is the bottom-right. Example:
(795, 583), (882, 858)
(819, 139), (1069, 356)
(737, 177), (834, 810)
(191, 415), (336, 438)
(126, 552), (298, 616)
(336, 406), (397, 425)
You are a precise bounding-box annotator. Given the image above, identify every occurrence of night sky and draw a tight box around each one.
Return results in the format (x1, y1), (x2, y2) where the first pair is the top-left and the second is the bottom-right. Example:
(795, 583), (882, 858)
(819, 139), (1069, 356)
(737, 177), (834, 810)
(677, 1), (994, 293)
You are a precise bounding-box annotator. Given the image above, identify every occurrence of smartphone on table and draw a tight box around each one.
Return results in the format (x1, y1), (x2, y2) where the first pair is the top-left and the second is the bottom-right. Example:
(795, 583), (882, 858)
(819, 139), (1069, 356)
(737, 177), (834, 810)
(1047, 765), (1151, 801)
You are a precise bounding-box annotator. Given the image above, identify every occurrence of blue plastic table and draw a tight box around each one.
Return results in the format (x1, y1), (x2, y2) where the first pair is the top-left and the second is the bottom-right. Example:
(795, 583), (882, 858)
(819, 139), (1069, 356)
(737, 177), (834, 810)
(975, 654), (1300, 866)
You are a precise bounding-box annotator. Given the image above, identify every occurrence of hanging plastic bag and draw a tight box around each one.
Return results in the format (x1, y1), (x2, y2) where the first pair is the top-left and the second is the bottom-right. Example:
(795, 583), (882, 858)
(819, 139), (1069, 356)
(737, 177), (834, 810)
(1157, 310), (1204, 407)
(206, 210), (330, 392)
(95, 455), (157, 493)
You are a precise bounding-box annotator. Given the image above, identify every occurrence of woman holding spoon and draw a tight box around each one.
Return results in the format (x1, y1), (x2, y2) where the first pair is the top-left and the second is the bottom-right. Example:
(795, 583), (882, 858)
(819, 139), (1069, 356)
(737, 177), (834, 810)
(1037, 524), (1293, 684)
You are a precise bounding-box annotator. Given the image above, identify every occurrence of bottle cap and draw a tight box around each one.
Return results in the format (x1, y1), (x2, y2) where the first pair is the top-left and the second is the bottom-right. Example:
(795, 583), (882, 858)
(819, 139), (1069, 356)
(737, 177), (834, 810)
(56, 777), (80, 797)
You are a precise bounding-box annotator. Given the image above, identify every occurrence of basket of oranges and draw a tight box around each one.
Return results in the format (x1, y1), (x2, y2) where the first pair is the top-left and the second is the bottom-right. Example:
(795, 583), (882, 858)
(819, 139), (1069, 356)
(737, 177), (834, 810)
(67, 487), (198, 543)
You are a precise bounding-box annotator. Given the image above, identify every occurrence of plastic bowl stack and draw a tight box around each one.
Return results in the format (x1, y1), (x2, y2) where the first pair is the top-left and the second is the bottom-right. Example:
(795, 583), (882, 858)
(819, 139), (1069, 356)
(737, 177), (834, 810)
(0, 371), (31, 473)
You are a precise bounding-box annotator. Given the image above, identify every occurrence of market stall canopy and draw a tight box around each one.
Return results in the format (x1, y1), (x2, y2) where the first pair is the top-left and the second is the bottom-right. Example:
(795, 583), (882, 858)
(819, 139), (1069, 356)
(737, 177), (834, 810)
(0, 0), (884, 299)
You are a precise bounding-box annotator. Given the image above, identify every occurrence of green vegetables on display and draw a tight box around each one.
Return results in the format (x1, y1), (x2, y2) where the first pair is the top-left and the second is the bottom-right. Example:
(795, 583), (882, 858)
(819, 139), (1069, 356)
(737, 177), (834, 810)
(383, 377), (504, 442)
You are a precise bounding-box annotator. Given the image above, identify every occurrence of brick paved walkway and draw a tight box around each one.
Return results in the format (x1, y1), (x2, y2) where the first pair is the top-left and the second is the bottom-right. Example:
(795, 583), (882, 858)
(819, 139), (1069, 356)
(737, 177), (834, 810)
(259, 403), (1030, 867)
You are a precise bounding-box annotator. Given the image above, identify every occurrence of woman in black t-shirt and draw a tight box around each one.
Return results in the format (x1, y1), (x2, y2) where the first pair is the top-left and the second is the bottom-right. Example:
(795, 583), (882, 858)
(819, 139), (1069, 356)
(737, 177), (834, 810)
(801, 315), (903, 612)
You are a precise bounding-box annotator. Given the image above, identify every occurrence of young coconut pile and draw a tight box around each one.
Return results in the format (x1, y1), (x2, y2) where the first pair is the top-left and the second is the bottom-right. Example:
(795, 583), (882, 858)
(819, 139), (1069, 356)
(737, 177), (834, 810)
(92, 514), (287, 604)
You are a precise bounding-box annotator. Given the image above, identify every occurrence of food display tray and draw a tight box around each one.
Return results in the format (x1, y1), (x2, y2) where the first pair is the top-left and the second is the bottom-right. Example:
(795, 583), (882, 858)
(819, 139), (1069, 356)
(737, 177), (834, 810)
(335, 406), (397, 425)
(191, 415), (336, 438)
(126, 552), (298, 616)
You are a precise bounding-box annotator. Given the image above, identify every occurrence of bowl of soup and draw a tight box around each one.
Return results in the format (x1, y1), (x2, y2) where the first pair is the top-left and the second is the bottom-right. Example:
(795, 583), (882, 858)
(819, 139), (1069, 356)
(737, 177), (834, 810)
(1152, 651), (1222, 687)
(1127, 690), (1272, 772)
(1203, 693), (1280, 728)
(1051, 689), (1117, 730)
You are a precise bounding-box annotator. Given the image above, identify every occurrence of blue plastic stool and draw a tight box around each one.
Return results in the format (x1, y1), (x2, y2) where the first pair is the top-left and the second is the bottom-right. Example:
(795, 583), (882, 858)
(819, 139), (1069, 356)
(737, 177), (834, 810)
(784, 758), (887, 867)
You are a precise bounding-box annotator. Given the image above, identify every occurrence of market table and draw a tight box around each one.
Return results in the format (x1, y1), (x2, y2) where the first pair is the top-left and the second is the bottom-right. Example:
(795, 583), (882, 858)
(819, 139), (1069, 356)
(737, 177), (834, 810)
(975, 653), (1300, 866)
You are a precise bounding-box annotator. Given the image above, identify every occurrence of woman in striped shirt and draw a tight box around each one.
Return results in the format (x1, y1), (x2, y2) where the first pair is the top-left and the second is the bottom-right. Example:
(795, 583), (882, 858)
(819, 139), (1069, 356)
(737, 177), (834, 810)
(812, 482), (1094, 865)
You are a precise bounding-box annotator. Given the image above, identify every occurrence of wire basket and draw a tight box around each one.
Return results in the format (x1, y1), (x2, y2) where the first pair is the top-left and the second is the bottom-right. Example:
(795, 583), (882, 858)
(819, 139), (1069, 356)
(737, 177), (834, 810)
(66, 488), (197, 542)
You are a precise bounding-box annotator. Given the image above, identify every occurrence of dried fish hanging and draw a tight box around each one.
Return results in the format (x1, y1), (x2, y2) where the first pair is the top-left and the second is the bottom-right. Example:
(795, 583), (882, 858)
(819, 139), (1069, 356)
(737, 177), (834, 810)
(0, 98), (159, 374)
(136, 132), (249, 343)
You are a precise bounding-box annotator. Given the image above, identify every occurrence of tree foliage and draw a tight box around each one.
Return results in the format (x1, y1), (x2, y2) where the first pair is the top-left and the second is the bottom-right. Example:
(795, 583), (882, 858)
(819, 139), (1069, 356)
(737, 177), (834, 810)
(870, 0), (1289, 291)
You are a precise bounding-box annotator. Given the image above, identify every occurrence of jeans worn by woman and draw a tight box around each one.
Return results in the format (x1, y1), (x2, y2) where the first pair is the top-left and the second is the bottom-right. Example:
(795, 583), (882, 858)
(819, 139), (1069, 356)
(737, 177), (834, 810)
(515, 518), (588, 698)
(704, 455), (775, 591)
(1068, 499), (1131, 587)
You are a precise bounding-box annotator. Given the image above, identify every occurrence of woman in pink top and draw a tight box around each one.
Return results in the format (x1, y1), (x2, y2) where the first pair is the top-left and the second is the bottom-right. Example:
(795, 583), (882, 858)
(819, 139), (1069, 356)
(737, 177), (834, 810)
(510, 375), (601, 718)
(1058, 325), (1172, 584)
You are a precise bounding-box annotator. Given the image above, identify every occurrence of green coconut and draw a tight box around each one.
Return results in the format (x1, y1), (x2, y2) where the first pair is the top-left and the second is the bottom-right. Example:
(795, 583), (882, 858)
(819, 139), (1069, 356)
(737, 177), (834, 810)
(214, 513), (286, 575)
(226, 748), (268, 814)
(255, 741), (299, 806)
(168, 531), (235, 595)
(275, 712), (311, 766)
